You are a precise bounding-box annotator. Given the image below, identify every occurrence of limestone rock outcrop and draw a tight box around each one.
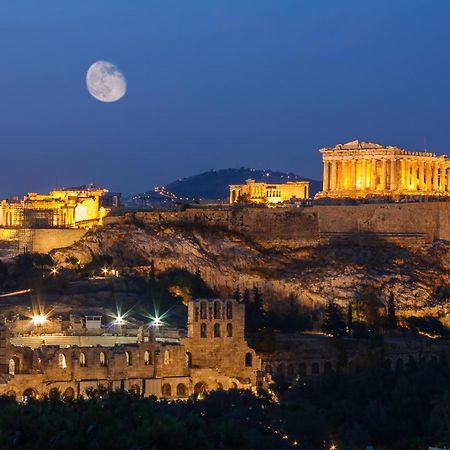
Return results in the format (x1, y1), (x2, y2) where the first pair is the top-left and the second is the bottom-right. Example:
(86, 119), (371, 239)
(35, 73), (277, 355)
(51, 222), (450, 320)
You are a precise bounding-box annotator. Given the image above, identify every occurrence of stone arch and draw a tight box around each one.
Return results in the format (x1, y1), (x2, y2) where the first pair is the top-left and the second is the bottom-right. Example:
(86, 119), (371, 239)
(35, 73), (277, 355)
(58, 353), (67, 369)
(200, 301), (207, 320)
(129, 384), (141, 395)
(194, 382), (207, 397)
(8, 357), (19, 376)
(100, 351), (107, 366)
(163, 350), (170, 365)
(216, 382), (224, 391)
(245, 352), (253, 367)
(6, 390), (16, 399)
(200, 323), (207, 338)
(79, 352), (87, 367)
(226, 323), (233, 337)
(231, 381), (238, 389)
(49, 387), (60, 398)
(176, 383), (187, 397)
(213, 301), (221, 319)
(161, 383), (172, 398)
(63, 387), (75, 399)
(23, 388), (38, 403)
(214, 323), (220, 337)
(125, 351), (132, 366)
(144, 350), (152, 365)
(226, 301), (233, 319)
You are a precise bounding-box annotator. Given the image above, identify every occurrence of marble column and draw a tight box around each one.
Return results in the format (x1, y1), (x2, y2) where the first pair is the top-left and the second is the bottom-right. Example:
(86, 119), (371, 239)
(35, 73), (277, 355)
(361, 159), (367, 191)
(411, 161), (417, 190)
(433, 162), (439, 191)
(370, 159), (377, 191)
(351, 160), (357, 190)
(330, 160), (337, 191)
(418, 160), (425, 191)
(405, 160), (411, 189)
(441, 162), (447, 192)
(390, 159), (397, 191)
(381, 159), (387, 191)
(323, 160), (330, 192)
(426, 162), (432, 192)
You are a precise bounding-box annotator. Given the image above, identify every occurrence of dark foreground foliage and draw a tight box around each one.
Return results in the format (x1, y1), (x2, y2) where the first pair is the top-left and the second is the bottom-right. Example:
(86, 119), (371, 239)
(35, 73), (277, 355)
(2, 363), (450, 449)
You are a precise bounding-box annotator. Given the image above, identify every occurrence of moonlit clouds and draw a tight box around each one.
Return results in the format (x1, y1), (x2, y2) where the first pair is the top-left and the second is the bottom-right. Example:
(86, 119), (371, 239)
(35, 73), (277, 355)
(86, 61), (127, 103)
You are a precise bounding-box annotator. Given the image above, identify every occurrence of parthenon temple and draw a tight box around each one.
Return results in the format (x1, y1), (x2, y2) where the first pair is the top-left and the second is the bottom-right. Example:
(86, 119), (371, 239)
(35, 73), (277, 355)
(317, 140), (450, 198)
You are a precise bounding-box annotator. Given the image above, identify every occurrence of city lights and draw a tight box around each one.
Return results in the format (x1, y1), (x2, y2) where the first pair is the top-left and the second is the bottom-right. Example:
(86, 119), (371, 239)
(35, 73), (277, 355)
(50, 267), (59, 276)
(112, 314), (125, 326)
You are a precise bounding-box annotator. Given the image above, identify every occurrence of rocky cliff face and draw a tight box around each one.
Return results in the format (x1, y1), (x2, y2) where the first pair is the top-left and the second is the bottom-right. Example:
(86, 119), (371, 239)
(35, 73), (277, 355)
(51, 222), (450, 321)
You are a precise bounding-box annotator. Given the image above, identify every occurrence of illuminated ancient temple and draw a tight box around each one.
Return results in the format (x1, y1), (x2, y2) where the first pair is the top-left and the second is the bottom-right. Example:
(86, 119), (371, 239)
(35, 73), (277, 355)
(0, 186), (117, 228)
(317, 140), (450, 198)
(229, 179), (310, 204)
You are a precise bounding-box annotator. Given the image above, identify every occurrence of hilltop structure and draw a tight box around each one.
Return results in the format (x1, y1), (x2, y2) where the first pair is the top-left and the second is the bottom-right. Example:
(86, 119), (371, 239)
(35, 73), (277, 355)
(0, 186), (119, 229)
(0, 298), (260, 401)
(317, 140), (450, 198)
(229, 178), (310, 204)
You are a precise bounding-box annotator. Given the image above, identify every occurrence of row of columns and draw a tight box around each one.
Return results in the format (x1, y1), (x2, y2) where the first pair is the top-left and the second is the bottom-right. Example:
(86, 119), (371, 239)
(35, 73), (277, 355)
(323, 158), (450, 193)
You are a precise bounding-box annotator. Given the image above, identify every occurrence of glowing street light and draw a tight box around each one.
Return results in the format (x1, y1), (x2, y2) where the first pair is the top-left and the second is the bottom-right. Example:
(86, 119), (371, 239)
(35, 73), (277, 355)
(32, 314), (47, 326)
(101, 267), (109, 276)
(50, 267), (59, 276)
(113, 314), (125, 326)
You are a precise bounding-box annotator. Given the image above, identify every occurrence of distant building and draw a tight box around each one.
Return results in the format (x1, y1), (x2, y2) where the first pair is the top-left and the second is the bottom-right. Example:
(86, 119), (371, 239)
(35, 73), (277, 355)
(0, 185), (117, 229)
(229, 178), (310, 204)
(317, 140), (450, 199)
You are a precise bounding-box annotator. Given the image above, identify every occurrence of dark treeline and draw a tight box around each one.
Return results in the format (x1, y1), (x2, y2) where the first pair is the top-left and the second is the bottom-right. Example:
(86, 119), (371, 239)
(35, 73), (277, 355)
(2, 362), (450, 449)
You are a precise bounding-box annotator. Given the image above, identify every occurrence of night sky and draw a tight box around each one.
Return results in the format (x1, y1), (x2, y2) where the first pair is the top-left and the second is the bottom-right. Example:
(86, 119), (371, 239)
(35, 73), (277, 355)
(1, 0), (450, 197)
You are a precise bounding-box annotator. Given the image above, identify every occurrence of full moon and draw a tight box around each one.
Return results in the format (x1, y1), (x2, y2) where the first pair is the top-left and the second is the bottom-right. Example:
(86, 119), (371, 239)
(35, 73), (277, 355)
(86, 61), (127, 102)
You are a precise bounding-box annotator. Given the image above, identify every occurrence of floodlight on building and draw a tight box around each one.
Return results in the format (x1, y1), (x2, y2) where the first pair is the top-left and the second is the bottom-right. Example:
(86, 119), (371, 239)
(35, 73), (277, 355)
(113, 314), (125, 326)
(151, 316), (163, 327)
(102, 267), (109, 275)
(50, 268), (59, 276)
(32, 314), (47, 326)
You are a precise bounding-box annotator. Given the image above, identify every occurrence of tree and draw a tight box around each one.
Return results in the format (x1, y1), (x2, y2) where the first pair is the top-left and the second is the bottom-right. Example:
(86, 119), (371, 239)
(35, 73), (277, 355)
(321, 301), (346, 337)
(387, 292), (397, 330)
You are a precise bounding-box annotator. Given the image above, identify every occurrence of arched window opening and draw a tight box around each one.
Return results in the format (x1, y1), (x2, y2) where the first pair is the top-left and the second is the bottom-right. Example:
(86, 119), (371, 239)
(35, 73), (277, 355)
(214, 323), (220, 337)
(129, 384), (141, 395)
(163, 350), (170, 365)
(6, 390), (16, 399)
(194, 382), (207, 397)
(214, 301), (221, 319)
(125, 351), (132, 366)
(200, 323), (207, 338)
(63, 387), (75, 399)
(226, 323), (233, 337)
(144, 350), (152, 365)
(311, 362), (320, 375)
(176, 383), (187, 397)
(200, 301), (207, 320)
(226, 301), (233, 319)
(100, 352), (107, 367)
(58, 353), (67, 369)
(8, 358), (16, 376)
(23, 388), (38, 403)
(245, 352), (253, 367)
(79, 352), (87, 367)
(161, 383), (172, 397)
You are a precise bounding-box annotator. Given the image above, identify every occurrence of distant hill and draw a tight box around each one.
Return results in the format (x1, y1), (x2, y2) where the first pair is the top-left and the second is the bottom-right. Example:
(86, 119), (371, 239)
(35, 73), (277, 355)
(163, 168), (322, 200)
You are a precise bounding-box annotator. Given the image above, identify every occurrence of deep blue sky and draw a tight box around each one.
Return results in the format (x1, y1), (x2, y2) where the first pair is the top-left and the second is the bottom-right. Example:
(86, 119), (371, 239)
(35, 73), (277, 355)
(1, 0), (450, 197)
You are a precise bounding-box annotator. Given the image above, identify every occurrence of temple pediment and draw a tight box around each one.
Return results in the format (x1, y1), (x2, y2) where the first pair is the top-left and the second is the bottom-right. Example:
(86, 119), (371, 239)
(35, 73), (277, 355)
(337, 140), (384, 150)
